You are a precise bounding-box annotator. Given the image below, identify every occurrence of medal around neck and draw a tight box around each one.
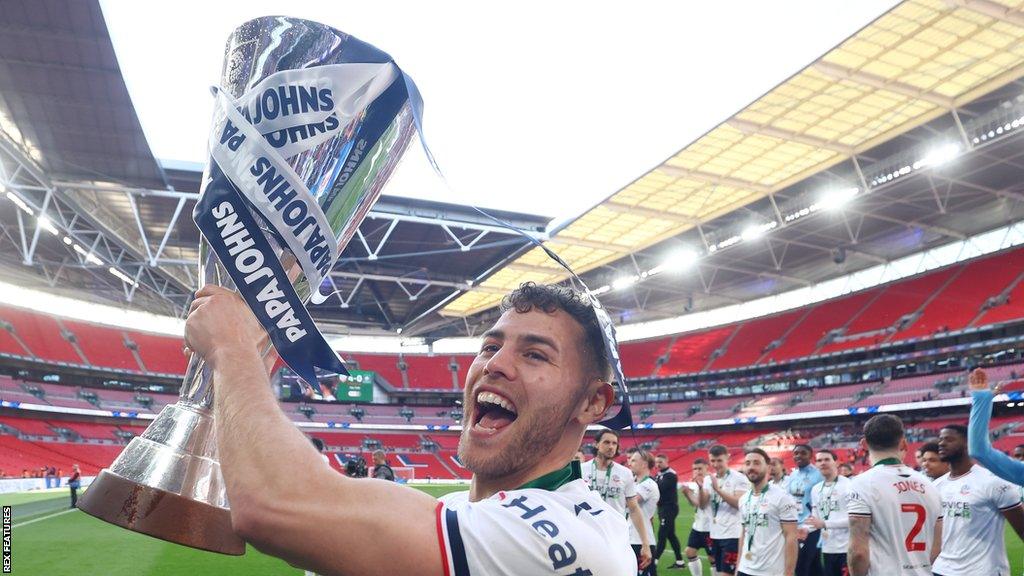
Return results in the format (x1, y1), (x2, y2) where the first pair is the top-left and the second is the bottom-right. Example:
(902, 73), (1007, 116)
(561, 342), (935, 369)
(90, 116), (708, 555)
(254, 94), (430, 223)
(78, 16), (419, 554)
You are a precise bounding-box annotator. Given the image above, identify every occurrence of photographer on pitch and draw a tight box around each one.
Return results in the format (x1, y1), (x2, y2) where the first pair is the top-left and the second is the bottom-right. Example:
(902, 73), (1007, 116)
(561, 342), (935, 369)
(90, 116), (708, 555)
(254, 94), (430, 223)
(184, 282), (637, 575)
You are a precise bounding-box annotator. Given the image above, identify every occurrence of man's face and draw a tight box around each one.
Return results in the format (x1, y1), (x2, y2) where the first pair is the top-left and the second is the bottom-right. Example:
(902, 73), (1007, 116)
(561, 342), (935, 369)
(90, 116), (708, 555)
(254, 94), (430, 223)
(1013, 446), (1024, 461)
(655, 456), (668, 471)
(816, 453), (837, 478)
(770, 459), (784, 477)
(793, 446), (812, 468)
(744, 453), (767, 485)
(914, 449), (925, 469)
(458, 308), (595, 479)
(709, 453), (728, 474)
(692, 462), (707, 479)
(937, 429), (967, 463)
(920, 451), (948, 479)
(373, 453), (384, 465)
(596, 433), (619, 460)
(838, 464), (854, 478)
(628, 453), (648, 477)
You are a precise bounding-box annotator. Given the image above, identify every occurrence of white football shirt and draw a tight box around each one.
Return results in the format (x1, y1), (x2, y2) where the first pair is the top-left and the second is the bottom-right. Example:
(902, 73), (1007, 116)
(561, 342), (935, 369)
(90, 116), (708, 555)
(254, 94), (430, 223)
(437, 478), (636, 575)
(687, 481), (713, 532)
(629, 476), (659, 545)
(737, 483), (799, 576)
(846, 462), (942, 576)
(810, 475), (852, 554)
(932, 465), (1022, 576)
(580, 459), (637, 517)
(704, 469), (752, 539)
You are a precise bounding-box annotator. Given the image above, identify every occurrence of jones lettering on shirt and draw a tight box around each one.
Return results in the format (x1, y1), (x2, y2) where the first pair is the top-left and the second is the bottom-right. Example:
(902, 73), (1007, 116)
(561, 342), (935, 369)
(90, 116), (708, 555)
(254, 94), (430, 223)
(893, 480), (928, 495)
(502, 495), (595, 576)
(211, 201), (307, 342)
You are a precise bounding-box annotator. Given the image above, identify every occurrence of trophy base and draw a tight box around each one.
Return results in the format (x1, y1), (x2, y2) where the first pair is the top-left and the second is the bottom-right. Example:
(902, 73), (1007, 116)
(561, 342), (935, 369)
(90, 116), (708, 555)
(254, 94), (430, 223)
(79, 469), (245, 555)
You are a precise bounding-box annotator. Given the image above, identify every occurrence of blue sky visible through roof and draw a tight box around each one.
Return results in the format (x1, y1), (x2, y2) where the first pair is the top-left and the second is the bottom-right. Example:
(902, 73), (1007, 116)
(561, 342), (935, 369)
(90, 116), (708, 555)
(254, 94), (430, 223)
(101, 0), (897, 222)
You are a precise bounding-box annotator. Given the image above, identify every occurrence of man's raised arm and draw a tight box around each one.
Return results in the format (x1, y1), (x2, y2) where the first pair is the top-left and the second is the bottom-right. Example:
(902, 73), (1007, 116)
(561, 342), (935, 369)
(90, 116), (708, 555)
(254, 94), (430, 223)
(186, 286), (443, 576)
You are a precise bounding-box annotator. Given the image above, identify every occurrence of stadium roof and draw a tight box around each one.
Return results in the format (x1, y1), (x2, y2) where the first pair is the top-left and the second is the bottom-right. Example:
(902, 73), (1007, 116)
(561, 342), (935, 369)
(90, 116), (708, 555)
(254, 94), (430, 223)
(441, 0), (1024, 318)
(3, 0), (1024, 343)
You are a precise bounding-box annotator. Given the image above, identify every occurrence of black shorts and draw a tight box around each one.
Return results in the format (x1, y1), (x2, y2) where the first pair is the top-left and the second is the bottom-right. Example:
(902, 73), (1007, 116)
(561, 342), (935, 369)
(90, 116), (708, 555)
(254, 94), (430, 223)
(686, 529), (711, 553)
(631, 544), (656, 576)
(822, 552), (848, 576)
(711, 538), (738, 574)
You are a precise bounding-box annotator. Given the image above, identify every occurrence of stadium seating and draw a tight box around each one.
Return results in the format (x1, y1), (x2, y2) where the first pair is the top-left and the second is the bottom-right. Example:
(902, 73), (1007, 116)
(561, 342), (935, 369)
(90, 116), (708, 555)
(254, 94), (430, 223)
(0, 320), (28, 357)
(0, 304), (81, 364)
(344, 353), (403, 386)
(0, 416), (56, 436)
(132, 332), (189, 375)
(0, 436), (87, 476)
(0, 377), (42, 405)
(5, 248), (1024, 386)
(657, 326), (736, 375)
(60, 320), (140, 372)
(619, 338), (670, 378)
(735, 390), (804, 418)
(977, 275), (1024, 326)
(709, 309), (806, 370)
(400, 355), (462, 390)
(898, 252), (1024, 339)
(762, 289), (881, 363)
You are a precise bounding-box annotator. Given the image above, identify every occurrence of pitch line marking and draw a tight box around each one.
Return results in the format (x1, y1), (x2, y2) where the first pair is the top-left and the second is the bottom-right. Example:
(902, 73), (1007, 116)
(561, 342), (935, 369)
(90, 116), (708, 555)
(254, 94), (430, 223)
(12, 508), (76, 528)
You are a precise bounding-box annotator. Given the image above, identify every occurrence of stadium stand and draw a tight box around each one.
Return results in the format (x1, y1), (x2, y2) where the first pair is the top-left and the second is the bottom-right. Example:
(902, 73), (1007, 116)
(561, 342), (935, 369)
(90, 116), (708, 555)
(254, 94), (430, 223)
(132, 332), (189, 375)
(761, 289), (881, 363)
(0, 304), (81, 364)
(657, 326), (736, 375)
(4, 248), (1024, 389)
(4, 247), (1024, 482)
(709, 309), (806, 370)
(59, 320), (140, 372)
(619, 338), (669, 378)
(898, 251), (1024, 339)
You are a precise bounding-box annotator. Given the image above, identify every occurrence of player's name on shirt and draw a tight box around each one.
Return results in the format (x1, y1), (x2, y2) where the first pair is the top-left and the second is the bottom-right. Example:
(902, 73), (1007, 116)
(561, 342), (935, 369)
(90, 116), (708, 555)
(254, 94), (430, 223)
(846, 461), (942, 576)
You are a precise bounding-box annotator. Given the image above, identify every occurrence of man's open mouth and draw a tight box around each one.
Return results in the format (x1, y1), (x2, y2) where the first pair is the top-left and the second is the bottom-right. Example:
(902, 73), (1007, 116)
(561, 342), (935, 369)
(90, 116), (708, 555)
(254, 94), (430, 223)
(472, 390), (518, 433)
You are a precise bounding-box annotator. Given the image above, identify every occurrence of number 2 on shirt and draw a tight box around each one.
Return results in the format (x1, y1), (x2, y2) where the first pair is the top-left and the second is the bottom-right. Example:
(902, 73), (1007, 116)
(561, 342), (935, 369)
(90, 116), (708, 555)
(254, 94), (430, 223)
(900, 503), (926, 552)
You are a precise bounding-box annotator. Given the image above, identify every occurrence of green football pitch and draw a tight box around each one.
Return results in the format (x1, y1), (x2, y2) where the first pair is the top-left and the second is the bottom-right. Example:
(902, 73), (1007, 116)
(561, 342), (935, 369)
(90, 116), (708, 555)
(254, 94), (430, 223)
(4, 486), (1023, 575)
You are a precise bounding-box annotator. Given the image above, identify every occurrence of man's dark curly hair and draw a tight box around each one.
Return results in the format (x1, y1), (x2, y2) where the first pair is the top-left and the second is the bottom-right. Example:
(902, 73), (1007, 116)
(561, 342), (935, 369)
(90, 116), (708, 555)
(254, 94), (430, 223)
(501, 282), (611, 382)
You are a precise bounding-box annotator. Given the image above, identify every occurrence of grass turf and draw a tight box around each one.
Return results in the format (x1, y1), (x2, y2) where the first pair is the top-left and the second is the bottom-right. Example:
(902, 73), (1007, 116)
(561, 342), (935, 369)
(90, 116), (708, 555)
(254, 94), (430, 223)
(4, 487), (1023, 575)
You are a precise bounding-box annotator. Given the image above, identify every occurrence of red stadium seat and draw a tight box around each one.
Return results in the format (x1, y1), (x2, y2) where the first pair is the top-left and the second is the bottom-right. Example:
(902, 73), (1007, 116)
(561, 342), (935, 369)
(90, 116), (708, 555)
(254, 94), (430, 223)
(132, 332), (189, 375)
(657, 326), (736, 376)
(60, 320), (140, 371)
(0, 305), (81, 364)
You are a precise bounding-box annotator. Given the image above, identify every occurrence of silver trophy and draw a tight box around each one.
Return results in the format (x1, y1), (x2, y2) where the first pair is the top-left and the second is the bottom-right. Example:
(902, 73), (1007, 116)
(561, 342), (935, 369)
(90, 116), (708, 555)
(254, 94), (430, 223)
(78, 16), (417, 554)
